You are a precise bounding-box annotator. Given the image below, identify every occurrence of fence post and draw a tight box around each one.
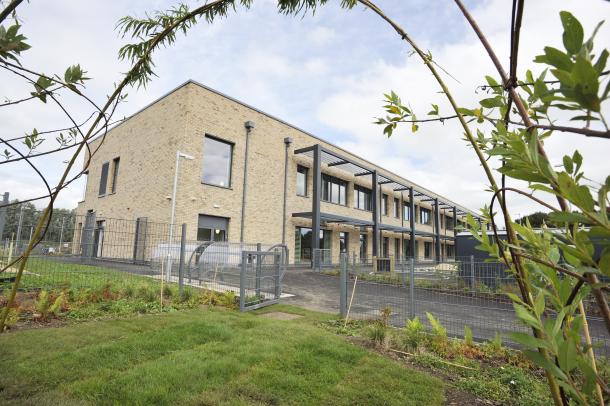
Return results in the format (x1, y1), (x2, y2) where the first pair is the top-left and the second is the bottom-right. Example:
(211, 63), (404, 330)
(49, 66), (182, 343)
(256, 242), (262, 299)
(340, 253), (347, 318)
(409, 257), (415, 319)
(178, 223), (186, 295)
(274, 251), (281, 300)
(240, 251), (246, 312)
(401, 258), (406, 288)
(470, 255), (475, 297)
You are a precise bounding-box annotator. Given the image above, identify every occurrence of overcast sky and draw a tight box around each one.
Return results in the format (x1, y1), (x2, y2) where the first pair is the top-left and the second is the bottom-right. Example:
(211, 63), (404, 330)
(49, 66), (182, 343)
(1, 0), (609, 221)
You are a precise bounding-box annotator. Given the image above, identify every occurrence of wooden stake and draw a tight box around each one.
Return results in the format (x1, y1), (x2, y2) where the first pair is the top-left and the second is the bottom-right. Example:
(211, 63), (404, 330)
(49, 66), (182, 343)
(344, 275), (358, 328)
(579, 301), (604, 405)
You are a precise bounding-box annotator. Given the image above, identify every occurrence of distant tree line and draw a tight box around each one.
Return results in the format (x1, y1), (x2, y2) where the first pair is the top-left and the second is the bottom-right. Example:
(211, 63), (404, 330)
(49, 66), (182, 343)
(1, 200), (75, 243)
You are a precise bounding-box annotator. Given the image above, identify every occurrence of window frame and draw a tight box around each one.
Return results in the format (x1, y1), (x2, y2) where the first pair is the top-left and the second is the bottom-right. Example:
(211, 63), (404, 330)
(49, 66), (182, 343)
(393, 197), (400, 218)
(353, 185), (372, 211)
(321, 174), (347, 206)
(420, 207), (432, 225)
(403, 202), (411, 221)
(296, 165), (308, 197)
(381, 194), (388, 216)
(201, 134), (234, 189)
(110, 157), (120, 194)
(98, 162), (109, 197)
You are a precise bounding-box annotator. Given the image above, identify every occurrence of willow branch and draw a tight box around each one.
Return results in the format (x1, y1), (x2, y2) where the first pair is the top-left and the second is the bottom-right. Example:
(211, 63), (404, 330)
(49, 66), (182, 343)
(0, 0), (22, 24)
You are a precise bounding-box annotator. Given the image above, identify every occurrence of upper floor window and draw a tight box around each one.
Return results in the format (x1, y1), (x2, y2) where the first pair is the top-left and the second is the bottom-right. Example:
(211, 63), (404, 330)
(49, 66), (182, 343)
(420, 207), (431, 225)
(98, 162), (109, 196)
(381, 194), (388, 216)
(354, 185), (372, 211)
(110, 157), (120, 194)
(202, 135), (233, 188)
(446, 216), (454, 230)
(80, 171), (88, 202)
(403, 202), (411, 221)
(393, 197), (400, 218)
(297, 165), (308, 196)
(322, 174), (347, 205)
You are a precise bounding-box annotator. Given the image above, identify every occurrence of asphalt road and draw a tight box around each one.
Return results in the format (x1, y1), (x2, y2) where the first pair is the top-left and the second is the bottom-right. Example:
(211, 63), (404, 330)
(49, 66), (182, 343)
(281, 269), (609, 355)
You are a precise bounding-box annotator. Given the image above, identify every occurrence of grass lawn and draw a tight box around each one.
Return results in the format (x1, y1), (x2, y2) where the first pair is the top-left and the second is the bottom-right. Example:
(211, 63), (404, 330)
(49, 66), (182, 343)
(0, 305), (445, 405)
(1, 257), (159, 291)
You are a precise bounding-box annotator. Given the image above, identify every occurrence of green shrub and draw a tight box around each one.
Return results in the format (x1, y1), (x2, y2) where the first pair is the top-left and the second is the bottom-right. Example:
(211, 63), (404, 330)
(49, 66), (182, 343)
(365, 321), (388, 349)
(179, 287), (194, 303)
(401, 317), (426, 352)
(219, 291), (237, 309)
(464, 325), (474, 347)
(426, 312), (450, 356)
(2, 308), (19, 330)
(35, 290), (51, 319)
(162, 284), (173, 298)
(136, 286), (157, 303)
(121, 286), (134, 298)
(49, 292), (66, 316)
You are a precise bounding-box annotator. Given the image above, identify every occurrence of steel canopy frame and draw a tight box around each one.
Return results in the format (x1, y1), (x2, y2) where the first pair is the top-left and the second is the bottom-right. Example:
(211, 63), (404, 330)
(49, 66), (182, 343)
(294, 143), (480, 265)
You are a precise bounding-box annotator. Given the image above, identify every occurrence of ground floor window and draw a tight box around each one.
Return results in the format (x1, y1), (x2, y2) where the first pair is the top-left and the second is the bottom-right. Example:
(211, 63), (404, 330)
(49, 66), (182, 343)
(424, 241), (432, 259)
(394, 238), (401, 261)
(382, 236), (389, 257)
(295, 227), (331, 263)
(197, 214), (228, 242)
(446, 244), (455, 258)
(359, 233), (367, 262)
(339, 232), (348, 253)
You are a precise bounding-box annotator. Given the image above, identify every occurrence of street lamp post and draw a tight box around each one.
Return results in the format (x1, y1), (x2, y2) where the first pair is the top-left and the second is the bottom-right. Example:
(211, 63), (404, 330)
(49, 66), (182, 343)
(166, 151), (194, 281)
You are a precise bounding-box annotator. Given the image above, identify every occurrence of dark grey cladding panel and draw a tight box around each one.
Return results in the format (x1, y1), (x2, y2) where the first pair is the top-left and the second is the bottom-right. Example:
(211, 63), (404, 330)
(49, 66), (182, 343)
(198, 214), (229, 230)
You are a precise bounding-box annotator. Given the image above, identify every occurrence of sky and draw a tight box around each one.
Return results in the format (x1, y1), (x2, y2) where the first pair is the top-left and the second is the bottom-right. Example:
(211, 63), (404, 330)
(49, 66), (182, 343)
(1, 0), (609, 223)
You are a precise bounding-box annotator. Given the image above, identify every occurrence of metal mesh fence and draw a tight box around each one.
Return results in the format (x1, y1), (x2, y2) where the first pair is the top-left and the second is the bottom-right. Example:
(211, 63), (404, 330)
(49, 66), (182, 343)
(319, 251), (610, 357)
(1, 208), (287, 313)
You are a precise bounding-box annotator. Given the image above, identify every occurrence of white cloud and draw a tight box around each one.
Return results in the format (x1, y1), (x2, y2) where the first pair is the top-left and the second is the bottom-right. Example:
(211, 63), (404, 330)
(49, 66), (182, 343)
(315, 0), (610, 220)
(1, 0), (608, 221)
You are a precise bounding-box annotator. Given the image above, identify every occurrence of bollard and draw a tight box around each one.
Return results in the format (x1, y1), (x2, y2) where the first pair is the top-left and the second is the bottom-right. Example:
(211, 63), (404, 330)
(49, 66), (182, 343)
(470, 255), (475, 297)
(178, 223), (186, 295)
(256, 243), (262, 299)
(409, 258), (415, 319)
(340, 253), (348, 318)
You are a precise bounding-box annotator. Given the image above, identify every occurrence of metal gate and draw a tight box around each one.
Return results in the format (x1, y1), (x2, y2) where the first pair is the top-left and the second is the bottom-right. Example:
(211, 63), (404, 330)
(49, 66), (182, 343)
(240, 250), (282, 311)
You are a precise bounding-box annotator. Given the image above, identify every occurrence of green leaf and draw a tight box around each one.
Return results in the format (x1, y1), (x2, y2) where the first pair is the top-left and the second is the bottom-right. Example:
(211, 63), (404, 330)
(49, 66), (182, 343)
(571, 55), (601, 111)
(534, 47), (573, 71)
(558, 339), (577, 372)
(524, 350), (569, 381)
(479, 97), (503, 108)
(560, 11), (584, 55)
(508, 332), (548, 349)
(562, 155), (573, 174)
(594, 49), (608, 74)
(513, 303), (541, 329)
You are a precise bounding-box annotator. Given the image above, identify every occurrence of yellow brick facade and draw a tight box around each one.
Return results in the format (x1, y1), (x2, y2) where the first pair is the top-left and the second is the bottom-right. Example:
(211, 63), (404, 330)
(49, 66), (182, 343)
(76, 81), (475, 263)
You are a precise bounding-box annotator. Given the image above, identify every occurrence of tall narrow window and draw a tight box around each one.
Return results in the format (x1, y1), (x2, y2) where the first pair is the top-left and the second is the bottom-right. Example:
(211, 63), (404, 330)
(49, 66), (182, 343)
(98, 162), (109, 196)
(394, 197), (400, 218)
(110, 157), (120, 193)
(296, 165), (308, 196)
(339, 232), (348, 253)
(403, 202), (411, 221)
(202, 135), (233, 187)
(424, 241), (432, 259)
(381, 194), (388, 216)
(394, 238), (401, 260)
(420, 208), (431, 225)
(81, 171), (88, 201)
